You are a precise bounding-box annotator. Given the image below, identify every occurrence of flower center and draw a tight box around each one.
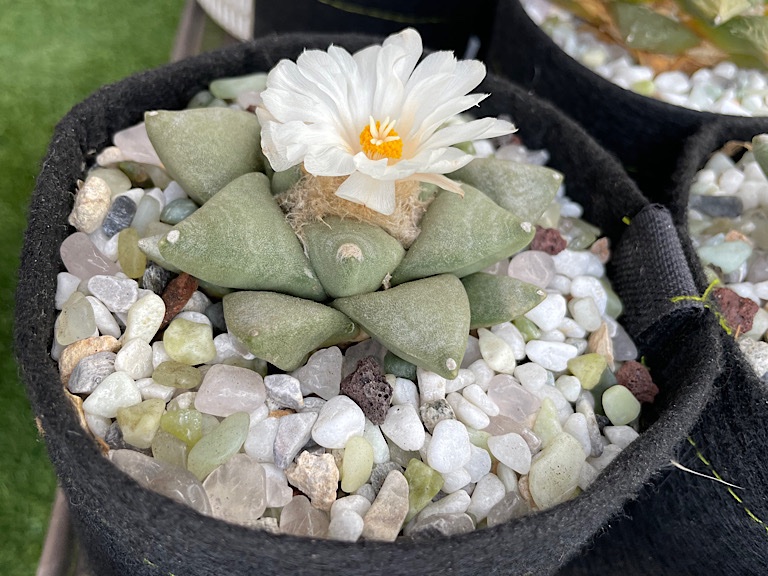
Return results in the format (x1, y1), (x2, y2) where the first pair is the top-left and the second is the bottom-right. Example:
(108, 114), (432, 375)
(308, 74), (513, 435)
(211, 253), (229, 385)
(359, 116), (403, 160)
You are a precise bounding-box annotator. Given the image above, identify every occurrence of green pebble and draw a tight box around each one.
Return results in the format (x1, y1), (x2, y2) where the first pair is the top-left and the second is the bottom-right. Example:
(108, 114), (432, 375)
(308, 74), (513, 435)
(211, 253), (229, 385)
(116, 398), (166, 450)
(151, 429), (189, 469)
(209, 72), (268, 100)
(201, 413), (221, 436)
(186, 90), (215, 109)
(466, 427), (491, 452)
(403, 458), (444, 522)
(163, 318), (216, 365)
(341, 436), (374, 493)
(90, 167), (132, 196)
(528, 432), (585, 510)
(600, 278), (623, 319)
(152, 361), (203, 389)
(536, 201), (561, 229)
(697, 240), (752, 274)
(602, 385), (641, 426)
(56, 291), (96, 346)
(561, 217), (600, 251)
(187, 412), (250, 481)
(533, 397), (562, 448)
(632, 79), (656, 97)
(382, 351), (417, 381)
(117, 227), (147, 279)
(161, 409), (204, 446)
(160, 198), (199, 225)
(513, 316), (542, 342)
(567, 353), (608, 391)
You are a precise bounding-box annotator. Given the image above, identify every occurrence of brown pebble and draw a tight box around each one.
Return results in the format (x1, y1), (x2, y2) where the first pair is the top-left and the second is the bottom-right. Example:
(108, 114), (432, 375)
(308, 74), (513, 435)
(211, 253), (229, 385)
(589, 237), (611, 264)
(530, 226), (567, 255)
(160, 272), (198, 328)
(587, 323), (615, 371)
(268, 409), (296, 419)
(616, 360), (659, 404)
(340, 356), (392, 425)
(59, 335), (121, 386)
(517, 475), (536, 509)
(713, 287), (758, 334)
(724, 230), (752, 246)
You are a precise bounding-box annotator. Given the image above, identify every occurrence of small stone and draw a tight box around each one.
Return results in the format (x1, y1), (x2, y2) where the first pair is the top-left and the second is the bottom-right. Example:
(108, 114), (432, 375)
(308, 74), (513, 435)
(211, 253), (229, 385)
(415, 489), (471, 522)
(67, 351), (116, 394)
(525, 340), (578, 372)
(563, 413), (591, 456)
(446, 392), (490, 430)
(427, 419), (471, 473)
(187, 411), (250, 480)
(380, 404), (425, 451)
(328, 509), (365, 542)
(602, 385), (642, 426)
(462, 384), (499, 417)
(160, 198), (199, 225)
(465, 443), (492, 483)
(340, 356), (393, 425)
(612, 323), (639, 362)
(244, 417), (280, 463)
(507, 250), (556, 290)
(69, 176), (112, 233)
(567, 353), (608, 391)
(82, 371), (142, 418)
(151, 429), (188, 469)
(524, 293), (567, 332)
(160, 408), (203, 446)
(163, 318), (216, 365)
(555, 374), (582, 403)
(86, 275), (139, 314)
(362, 470), (410, 541)
(486, 492), (531, 527)
(102, 195), (138, 237)
(114, 338), (153, 380)
(588, 443), (623, 472)
(477, 328), (516, 374)
(263, 374), (304, 411)
(273, 412), (317, 469)
(698, 241), (752, 274)
(160, 272), (198, 328)
(85, 296), (121, 338)
(280, 495), (329, 537)
(56, 292), (96, 346)
(445, 368), (477, 394)
(568, 297), (602, 332)
(533, 397), (562, 448)
(59, 335), (121, 385)
(286, 451), (340, 511)
(152, 361), (202, 389)
(440, 467), (472, 494)
(604, 425), (639, 449)
(487, 374), (540, 423)
(117, 228), (147, 279)
(370, 461), (403, 494)
(587, 323), (615, 368)
(552, 249), (604, 279)
(407, 512), (475, 538)
(195, 364), (266, 417)
(531, 226), (567, 255)
(739, 337), (768, 378)
(589, 237), (611, 264)
(419, 399), (455, 434)
(528, 432), (586, 510)
(341, 436), (374, 493)
(689, 194), (743, 218)
(291, 346), (344, 400)
(311, 395), (366, 450)
(332, 494), (372, 519)
(403, 458), (444, 522)
(466, 473), (506, 523)
(616, 360), (659, 403)
(382, 351), (418, 380)
(364, 420), (391, 464)
(261, 462), (293, 508)
(122, 293), (165, 344)
(60, 232), (121, 281)
(713, 287), (759, 333)
(116, 398), (165, 449)
(203, 453), (267, 527)
(487, 432), (532, 474)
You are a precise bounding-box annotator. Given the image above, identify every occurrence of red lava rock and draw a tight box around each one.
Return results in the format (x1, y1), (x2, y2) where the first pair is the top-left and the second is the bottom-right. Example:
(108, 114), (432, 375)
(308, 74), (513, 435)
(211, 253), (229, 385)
(340, 356), (392, 425)
(713, 287), (758, 334)
(616, 360), (659, 404)
(160, 272), (198, 328)
(530, 226), (567, 255)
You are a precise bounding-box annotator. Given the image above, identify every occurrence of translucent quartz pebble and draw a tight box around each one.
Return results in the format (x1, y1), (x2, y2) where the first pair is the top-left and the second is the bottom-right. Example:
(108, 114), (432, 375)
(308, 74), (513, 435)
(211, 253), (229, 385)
(568, 297), (602, 332)
(427, 419), (471, 473)
(460, 336), (482, 368)
(341, 436), (374, 493)
(486, 492), (531, 527)
(490, 322), (526, 360)
(462, 384), (499, 417)
(263, 374), (304, 410)
(312, 395), (366, 449)
(280, 495), (329, 538)
(273, 412), (317, 469)
(380, 404), (425, 451)
(446, 392), (490, 429)
(112, 121), (162, 166)
(195, 364), (266, 417)
(507, 250), (555, 289)
(89, 167), (131, 196)
(86, 296), (121, 338)
(151, 429), (188, 469)
(68, 176), (112, 233)
(55, 272), (81, 310)
(131, 195), (162, 236)
(67, 351), (116, 394)
(102, 195), (138, 237)
(56, 292), (96, 346)
(602, 385), (641, 426)
(362, 470), (410, 542)
(487, 432), (531, 474)
(116, 398), (165, 449)
(416, 489), (471, 522)
(136, 378), (174, 402)
(291, 346), (343, 400)
(552, 249), (604, 279)
(364, 420), (391, 464)
(407, 513), (475, 538)
(203, 453), (267, 527)
(477, 328), (516, 374)
(60, 232), (121, 281)
(533, 398), (562, 448)
(160, 198), (198, 225)
(163, 318), (216, 365)
(114, 338), (153, 380)
(563, 413), (591, 456)
(444, 368), (476, 394)
(87, 275), (139, 314)
(487, 374), (540, 423)
(187, 412), (250, 480)
(403, 458), (444, 522)
(262, 463), (293, 508)
(604, 425), (639, 449)
(467, 359), (494, 390)
(570, 276), (608, 314)
(578, 461), (599, 491)
(697, 241), (752, 274)
(391, 377), (419, 412)
(417, 367), (446, 404)
(525, 340), (578, 372)
(182, 290), (212, 314)
(328, 509), (365, 542)
(567, 353), (608, 391)
(123, 293), (165, 343)
(117, 228), (147, 279)
(528, 432), (586, 510)
(286, 451), (339, 511)
(82, 371), (142, 418)
(152, 361), (202, 389)
(161, 409), (204, 446)
(109, 449), (210, 515)
(466, 443), (492, 483)
(524, 293), (567, 332)
(612, 323), (638, 362)
(332, 494), (372, 521)
(576, 396), (604, 458)
(244, 417), (279, 463)
(556, 375), (582, 403)
(466, 473), (505, 523)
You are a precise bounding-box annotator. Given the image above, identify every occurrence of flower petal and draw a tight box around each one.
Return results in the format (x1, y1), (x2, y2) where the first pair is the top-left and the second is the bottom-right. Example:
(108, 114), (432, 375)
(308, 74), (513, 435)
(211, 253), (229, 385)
(336, 171), (396, 215)
(418, 118), (517, 152)
(407, 173), (465, 195)
(303, 145), (356, 176)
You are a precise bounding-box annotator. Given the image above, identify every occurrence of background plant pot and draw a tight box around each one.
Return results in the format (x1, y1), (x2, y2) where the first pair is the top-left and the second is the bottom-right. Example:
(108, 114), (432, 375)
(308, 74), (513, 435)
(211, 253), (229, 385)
(15, 33), (722, 576)
(485, 0), (768, 206)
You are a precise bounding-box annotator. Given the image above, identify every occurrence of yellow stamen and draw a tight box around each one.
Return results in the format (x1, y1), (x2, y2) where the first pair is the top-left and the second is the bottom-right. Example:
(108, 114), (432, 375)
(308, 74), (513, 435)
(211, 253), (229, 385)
(360, 115), (403, 160)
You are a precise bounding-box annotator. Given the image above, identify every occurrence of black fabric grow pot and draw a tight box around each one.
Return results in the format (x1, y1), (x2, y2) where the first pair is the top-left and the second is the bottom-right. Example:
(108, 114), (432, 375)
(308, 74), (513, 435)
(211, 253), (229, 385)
(560, 121), (768, 576)
(15, 33), (722, 576)
(485, 0), (768, 206)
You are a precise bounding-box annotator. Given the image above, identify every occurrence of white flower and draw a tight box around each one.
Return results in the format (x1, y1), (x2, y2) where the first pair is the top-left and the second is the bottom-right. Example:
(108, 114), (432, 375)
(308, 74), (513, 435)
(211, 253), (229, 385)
(256, 28), (516, 215)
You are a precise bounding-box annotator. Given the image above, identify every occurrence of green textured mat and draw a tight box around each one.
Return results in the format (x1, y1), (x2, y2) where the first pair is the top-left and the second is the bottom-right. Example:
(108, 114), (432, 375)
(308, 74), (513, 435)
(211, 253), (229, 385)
(0, 2), (184, 574)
